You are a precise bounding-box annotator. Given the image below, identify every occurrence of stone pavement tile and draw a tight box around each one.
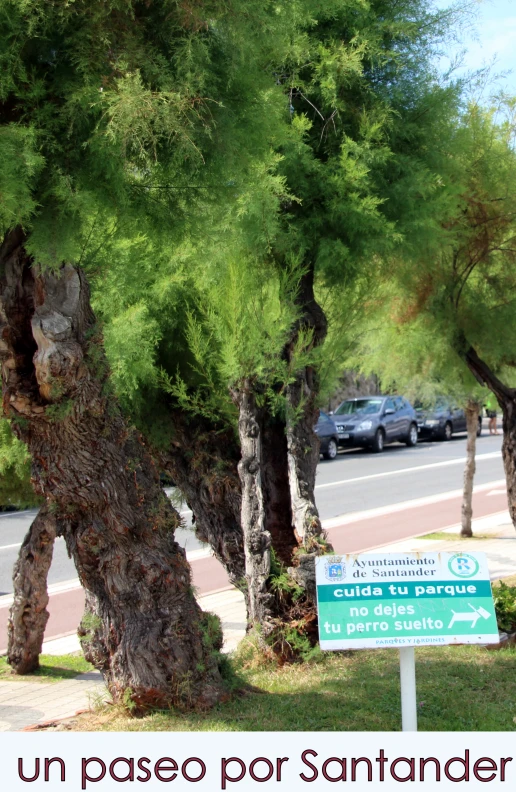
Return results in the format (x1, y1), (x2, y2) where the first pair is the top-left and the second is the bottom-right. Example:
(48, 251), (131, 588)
(0, 674), (105, 732)
(42, 633), (82, 655)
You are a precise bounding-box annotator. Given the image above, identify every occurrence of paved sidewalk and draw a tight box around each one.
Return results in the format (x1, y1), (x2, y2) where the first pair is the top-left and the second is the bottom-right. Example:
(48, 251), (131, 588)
(0, 587), (246, 732)
(1, 509), (515, 732)
(0, 672), (103, 732)
(376, 510), (516, 580)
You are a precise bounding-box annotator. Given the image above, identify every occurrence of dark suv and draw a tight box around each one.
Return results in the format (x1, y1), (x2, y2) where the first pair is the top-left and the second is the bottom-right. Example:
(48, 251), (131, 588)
(332, 395), (418, 453)
(416, 399), (482, 441)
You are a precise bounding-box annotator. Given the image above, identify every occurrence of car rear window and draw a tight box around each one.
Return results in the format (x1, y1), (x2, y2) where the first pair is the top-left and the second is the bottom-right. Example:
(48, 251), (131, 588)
(335, 399), (383, 415)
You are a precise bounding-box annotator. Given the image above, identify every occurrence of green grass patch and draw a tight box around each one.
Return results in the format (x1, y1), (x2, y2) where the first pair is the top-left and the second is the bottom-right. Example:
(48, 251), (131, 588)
(75, 644), (516, 732)
(0, 653), (94, 682)
(421, 531), (492, 541)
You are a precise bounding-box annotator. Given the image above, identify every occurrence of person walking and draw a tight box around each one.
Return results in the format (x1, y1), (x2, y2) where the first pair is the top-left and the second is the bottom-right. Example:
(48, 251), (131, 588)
(485, 395), (500, 435)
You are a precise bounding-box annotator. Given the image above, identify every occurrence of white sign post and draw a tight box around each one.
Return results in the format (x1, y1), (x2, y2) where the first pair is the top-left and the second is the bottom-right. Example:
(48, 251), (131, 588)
(316, 550), (499, 731)
(399, 646), (417, 731)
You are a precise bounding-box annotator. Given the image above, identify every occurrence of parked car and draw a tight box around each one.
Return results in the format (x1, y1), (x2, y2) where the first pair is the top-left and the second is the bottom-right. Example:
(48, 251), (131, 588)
(415, 399), (482, 441)
(315, 411), (340, 460)
(332, 395), (418, 453)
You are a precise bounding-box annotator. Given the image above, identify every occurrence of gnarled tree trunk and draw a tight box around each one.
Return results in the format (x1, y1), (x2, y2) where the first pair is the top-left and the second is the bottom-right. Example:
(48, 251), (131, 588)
(262, 413), (297, 567)
(7, 504), (56, 674)
(461, 400), (479, 538)
(224, 269), (331, 658)
(0, 228), (225, 711)
(284, 268), (332, 607)
(232, 382), (274, 633)
(285, 268), (328, 550)
(158, 414), (245, 590)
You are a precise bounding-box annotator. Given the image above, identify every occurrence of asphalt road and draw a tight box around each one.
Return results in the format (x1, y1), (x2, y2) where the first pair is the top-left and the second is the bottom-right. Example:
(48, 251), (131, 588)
(0, 430), (505, 596)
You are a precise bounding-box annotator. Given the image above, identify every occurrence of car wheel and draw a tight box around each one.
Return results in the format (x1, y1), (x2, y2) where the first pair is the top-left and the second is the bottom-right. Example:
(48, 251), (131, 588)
(477, 419), (482, 437)
(442, 421), (452, 441)
(323, 438), (338, 460)
(372, 428), (385, 453)
(406, 423), (418, 447)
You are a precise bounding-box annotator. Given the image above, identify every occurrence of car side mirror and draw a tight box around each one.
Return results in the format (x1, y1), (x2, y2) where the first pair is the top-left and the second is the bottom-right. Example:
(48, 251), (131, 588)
(329, 411), (334, 415)
(384, 408), (395, 415)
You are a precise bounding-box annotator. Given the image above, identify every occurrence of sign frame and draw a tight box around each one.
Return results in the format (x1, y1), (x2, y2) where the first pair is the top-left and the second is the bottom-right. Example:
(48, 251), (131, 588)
(315, 551), (499, 731)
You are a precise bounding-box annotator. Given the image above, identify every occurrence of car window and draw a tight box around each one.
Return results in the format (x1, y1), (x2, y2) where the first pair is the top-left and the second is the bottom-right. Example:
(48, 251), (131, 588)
(335, 399), (383, 415)
(394, 397), (404, 411)
(319, 411), (332, 423)
(384, 398), (395, 412)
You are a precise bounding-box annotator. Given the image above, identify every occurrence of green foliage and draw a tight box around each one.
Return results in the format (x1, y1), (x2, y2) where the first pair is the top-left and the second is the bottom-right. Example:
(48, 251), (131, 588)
(357, 100), (516, 399)
(268, 549), (304, 603)
(493, 582), (516, 635)
(103, 302), (161, 402)
(79, 611), (103, 645)
(277, 624), (321, 663)
(45, 398), (75, 423)
(0, 419), (39, 509)
(0, 125), (44, 231)
(167, 259), (310, 419)
(348, 279), (490, 405)
(81, 0), (471, 438)
(198, 611), (223, 654)
(0, 0), (481, 552)
(122, 687), (138, 715)
(0, 0), (300, 260)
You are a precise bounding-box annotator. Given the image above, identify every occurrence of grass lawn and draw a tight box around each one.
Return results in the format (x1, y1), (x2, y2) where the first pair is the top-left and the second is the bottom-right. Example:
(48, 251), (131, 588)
(0, 653), (93, 682)
(422, 531), (493, 541)
(73, 644), (516, 732)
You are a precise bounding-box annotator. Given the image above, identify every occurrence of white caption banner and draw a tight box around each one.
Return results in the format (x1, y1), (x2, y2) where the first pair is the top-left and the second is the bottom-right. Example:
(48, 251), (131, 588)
(3, 732), (515, 790)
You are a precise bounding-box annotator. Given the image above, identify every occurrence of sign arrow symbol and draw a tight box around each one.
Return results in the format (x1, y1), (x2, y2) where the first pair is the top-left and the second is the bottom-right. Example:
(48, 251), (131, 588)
(448, 604), (491, 630)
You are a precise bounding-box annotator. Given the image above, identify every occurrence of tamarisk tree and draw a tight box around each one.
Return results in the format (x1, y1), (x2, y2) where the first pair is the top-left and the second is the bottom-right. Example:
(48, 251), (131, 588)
(88, 0), (471, 658)
(228, 0), (468, 648)
(372, 102), (516, 528)
(0, 0), (297, 702)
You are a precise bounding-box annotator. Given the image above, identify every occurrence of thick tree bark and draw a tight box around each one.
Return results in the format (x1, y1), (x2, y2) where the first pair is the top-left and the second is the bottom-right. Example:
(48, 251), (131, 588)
(463, 346), (516, 527)
(222, 268), (332, 658)
(500, 399), (516, 527)
(285, 268), (328, 549)
(7, 504), (56, 674)
(157, 414), (245, 590)
(232, 382), (274, 633)
(0, 228), (225, 711)
(160, 402), (297, 637)
(261, 414), (297, 567)
(461, 400), (479, 538)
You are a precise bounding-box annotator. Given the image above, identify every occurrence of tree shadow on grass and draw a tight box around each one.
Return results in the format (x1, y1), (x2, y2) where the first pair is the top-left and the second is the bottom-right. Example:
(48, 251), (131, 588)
(198, 646), (516, 732)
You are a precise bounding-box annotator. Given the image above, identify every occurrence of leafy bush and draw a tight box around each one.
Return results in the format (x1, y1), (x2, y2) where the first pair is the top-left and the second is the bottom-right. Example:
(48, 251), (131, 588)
(493, 582), (516, 634)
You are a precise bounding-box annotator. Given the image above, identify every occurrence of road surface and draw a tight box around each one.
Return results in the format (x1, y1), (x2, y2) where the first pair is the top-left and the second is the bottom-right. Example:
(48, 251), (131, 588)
(0, 431), (508, 651)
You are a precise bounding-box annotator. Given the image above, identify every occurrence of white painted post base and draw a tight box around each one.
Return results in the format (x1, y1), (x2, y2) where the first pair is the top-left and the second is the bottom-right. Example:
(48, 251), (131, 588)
(399, 647), (417, 731)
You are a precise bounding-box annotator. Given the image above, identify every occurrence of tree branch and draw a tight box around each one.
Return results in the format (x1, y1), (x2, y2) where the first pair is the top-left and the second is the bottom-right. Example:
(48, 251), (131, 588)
(462, 345), (515, 401)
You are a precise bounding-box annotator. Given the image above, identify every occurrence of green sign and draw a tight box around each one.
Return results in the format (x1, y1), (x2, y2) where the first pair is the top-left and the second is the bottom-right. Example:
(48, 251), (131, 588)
(316, 551), (499, 649)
